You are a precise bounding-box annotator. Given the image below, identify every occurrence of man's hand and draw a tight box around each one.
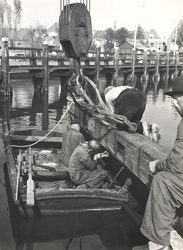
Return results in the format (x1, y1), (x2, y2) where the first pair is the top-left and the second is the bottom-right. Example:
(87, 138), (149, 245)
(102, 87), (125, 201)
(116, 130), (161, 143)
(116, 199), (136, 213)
(94, 151), (109, 161)
(149, 160), (159, 174)
(101, 151), (109, 158)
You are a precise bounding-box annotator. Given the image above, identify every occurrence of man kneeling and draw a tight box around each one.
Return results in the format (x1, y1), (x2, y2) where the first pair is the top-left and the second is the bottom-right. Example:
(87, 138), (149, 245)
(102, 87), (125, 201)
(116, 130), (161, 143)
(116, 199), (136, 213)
(69, 140), (109, 189)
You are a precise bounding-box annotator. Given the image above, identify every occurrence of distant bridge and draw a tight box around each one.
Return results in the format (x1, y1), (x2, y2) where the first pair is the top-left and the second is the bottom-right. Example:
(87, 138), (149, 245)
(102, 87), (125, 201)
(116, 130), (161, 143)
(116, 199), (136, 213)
(0, 40), (183, 96)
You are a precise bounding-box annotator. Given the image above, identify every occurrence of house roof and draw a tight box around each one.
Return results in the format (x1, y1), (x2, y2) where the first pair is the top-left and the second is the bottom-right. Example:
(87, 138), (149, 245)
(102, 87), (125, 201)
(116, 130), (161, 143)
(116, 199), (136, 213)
(167, 18), (183, 40)
(148, 29), (162, 39)
(48, 22), (59, 33)
(121, 38), (147, 50)
(93, 30), (106, 39)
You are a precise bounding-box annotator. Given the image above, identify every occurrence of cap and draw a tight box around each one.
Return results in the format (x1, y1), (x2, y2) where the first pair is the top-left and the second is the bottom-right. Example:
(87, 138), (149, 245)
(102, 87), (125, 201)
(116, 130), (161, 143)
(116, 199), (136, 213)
(164, 76), (183, 96)
(70, 120), (80, 125)
(104, 86), (115, 96)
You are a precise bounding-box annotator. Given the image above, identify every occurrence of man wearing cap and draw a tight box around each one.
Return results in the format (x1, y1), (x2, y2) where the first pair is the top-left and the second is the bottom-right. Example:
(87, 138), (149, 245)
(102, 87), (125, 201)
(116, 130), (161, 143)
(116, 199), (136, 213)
(104, 85), (161, 142)
(133, 76), (183, 250)
(60, 120), (85, 167)
(69, 140), (109, 188)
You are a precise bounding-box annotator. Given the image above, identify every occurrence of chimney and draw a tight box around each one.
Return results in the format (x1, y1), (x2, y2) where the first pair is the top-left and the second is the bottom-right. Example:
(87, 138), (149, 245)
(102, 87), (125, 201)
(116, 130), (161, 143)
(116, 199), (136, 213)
(114, 21), (116, 30)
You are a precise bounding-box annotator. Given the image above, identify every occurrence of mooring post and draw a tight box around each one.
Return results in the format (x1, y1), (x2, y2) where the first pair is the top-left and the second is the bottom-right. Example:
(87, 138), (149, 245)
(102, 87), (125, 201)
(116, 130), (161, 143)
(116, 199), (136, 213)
(113, 45), (119, 86)
(165, 51), (170, 79)
(1, 37), (11, 96)
(42, 42), (49, 92)
(42, 91), (49, 130)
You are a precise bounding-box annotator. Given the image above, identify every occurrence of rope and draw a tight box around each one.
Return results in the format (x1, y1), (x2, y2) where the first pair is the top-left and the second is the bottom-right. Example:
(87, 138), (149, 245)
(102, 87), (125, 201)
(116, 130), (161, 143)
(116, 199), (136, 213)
(74, 75), (137, 133)
(0, 101), (74, 156)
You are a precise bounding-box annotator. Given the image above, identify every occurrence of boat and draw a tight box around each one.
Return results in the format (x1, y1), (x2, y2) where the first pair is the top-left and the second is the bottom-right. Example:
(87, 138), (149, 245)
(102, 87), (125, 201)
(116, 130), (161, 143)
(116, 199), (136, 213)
(1, 96), (129, 218)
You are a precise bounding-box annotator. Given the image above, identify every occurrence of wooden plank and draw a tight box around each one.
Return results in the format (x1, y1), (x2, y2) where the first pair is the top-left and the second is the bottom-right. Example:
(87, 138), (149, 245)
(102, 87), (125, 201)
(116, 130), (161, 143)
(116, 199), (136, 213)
(10, 134), (62, 143)
(68, 103), (169, 188)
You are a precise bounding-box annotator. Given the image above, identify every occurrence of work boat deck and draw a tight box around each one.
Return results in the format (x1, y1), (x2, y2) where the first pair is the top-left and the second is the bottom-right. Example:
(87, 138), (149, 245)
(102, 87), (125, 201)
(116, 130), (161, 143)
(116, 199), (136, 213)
(68, 101), (183, 248)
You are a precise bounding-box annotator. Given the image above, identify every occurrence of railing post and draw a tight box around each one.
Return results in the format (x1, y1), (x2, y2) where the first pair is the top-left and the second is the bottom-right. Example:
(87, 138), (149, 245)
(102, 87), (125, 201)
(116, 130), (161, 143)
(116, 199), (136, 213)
(113, 45), (119, 86)
(166, 51), (170, 79)
(174, 51), (179, 77)
(142, 49), (148, 81)
(131, 48), (136, 82)
(42, 42), (49, 92)
(30, 48), (37, 66)
(1, 37), (11, 96)
(154, 51), (160, 81)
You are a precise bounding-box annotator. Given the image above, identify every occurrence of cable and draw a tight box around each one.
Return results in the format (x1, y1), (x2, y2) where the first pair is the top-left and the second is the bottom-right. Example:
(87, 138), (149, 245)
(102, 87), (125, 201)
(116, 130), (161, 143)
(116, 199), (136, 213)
(0, 101), (74, 156)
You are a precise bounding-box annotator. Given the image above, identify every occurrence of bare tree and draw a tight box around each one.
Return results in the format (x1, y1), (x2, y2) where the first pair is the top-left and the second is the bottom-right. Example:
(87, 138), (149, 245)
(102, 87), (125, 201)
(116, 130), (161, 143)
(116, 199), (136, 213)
(0, 0), (5, 38)
(23, 22), (47, 48)
(13, 0), (22, 39)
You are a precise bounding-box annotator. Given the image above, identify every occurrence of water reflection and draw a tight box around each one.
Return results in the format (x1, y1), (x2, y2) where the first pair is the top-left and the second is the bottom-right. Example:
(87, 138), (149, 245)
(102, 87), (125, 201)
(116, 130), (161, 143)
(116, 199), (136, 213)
(0, 76), (181, 249)
(10, 209), (144, 250)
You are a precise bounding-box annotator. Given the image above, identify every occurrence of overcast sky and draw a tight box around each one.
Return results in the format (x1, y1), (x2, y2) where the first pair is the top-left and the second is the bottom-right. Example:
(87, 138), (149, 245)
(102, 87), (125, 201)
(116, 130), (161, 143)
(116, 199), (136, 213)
(8, 0), (183, 38)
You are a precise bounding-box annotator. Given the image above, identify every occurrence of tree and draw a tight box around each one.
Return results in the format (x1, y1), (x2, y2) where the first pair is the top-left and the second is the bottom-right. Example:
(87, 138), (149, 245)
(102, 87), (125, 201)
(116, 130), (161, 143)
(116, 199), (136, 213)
(136, 25), (145, 40)
(114, 27), (129, 45)
(177, 23), (183, 48)
(0, 0), (5, 38)
(13, 0), (22, 39)
(22, 22), (47, 48)
(104, 28), (115, 52)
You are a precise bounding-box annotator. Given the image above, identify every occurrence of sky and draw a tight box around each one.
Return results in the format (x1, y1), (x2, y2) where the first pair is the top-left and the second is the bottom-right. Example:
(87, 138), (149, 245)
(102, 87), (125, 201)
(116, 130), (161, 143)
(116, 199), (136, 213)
(8, 0), (183, 38)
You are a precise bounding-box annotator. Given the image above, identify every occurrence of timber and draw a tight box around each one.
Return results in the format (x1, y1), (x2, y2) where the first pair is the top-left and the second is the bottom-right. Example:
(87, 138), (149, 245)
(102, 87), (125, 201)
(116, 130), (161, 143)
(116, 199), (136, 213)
(68, 102), (169, 188)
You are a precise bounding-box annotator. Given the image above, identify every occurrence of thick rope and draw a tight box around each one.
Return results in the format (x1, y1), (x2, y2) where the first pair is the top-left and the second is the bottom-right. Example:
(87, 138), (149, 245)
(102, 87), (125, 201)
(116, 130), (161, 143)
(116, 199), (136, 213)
(74, 75), (137, 133)
(0, 102), (74, 156)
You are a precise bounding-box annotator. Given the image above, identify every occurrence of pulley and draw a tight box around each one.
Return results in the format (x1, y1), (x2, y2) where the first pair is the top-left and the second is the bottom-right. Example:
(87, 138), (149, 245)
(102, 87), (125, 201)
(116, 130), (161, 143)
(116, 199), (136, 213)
(59, 1), (92, 60)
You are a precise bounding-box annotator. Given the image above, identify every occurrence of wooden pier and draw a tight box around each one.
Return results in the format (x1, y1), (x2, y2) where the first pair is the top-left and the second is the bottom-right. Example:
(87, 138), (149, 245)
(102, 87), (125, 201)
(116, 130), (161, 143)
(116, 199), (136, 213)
(1, 39), (183, 96)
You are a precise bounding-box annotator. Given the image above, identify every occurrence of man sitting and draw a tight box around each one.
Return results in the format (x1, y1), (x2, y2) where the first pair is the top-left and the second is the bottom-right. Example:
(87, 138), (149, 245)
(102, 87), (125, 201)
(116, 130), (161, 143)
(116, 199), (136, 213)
(60, 120), (85, 167)
(69, 140), (109, 189)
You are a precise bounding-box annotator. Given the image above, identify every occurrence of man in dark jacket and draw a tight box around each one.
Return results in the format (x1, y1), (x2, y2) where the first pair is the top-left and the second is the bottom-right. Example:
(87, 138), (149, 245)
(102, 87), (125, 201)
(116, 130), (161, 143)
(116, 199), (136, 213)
(133, 76), (183, 250)
(104, 86), (161, 143)
(69, 140), (109, 189)
(60, 120), (85, 167)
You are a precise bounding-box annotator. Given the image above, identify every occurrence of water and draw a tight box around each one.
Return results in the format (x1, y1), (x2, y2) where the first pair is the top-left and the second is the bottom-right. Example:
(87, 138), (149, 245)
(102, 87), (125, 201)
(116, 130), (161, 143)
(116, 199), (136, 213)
(0, 78), (181, 250)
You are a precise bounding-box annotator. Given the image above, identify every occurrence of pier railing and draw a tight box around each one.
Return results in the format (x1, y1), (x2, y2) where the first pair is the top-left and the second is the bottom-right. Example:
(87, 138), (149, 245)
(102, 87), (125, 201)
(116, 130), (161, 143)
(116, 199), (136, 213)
(1, 45), (183, 68)
(1, 41), (183, 96)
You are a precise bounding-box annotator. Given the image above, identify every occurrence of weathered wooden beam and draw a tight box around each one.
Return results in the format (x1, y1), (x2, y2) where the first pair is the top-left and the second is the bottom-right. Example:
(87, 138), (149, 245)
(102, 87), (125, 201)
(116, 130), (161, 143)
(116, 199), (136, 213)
(68, 103), (169, 188)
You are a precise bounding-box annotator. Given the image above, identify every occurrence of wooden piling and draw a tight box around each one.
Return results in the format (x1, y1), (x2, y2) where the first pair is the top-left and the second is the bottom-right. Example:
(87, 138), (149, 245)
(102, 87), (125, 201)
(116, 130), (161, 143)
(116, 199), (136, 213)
(42, 43), (49, 92)
(131, 49), (136, 82)
(154, 51), (160, 82)
(142, 49), (148, 81)
(174, 51), (179, 77)
(42, 91), (49, 130)
(1, 37), (11, 96)
(166, 51), (170, 78)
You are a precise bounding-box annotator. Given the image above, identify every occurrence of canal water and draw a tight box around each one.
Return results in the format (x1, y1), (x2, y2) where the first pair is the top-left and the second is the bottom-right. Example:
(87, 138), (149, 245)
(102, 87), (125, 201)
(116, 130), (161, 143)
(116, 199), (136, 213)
(0, 78), (181, 250)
